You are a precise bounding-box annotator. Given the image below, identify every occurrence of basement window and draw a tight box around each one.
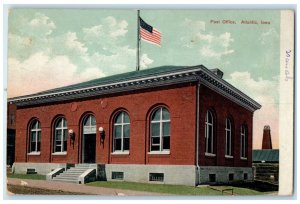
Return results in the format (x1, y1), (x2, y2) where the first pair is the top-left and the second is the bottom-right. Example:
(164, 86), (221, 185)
(244, 173), (248, 180)
(229, 173), (234, 181)
(112, 172), (124, 180)
(149, 173), (164, 182)
(26, 168), (37, 174)
(209, 174), (216, 182)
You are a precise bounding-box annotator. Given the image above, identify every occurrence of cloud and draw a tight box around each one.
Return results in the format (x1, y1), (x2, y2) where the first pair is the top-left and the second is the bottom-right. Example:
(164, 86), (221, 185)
(181, 19), (234, 59)
(65, 32), (88, 55)
(29, 12), (56, 35)
(83, 16), (128, 45)
(226, 71), (279, 149)
(8, 13), (150, 98)
(7, 52), (105, 98)
(85, 46), (138, 75)
(140, 54), (154, 69)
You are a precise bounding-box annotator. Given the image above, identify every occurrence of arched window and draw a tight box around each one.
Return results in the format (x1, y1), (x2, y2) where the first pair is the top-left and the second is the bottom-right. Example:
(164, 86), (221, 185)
(150, 107), (170, 152)
(83, 115), (96, 134)
(205, 110), (214, 154)
(113, 111), (130, 152)
(54, 117), (68, 153)
(225, 118), (232, 156)
(29, 120), (41, 153)
(241, 124), (247, 158)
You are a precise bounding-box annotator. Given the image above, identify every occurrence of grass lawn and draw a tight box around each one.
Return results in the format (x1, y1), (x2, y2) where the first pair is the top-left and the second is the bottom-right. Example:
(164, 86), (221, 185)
(7, 173), (46, 180)
(87, 181), (267, 196)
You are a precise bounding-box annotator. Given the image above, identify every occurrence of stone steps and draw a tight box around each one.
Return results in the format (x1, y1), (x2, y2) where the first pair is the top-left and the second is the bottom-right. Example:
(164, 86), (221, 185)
(51, 164), (96, 183)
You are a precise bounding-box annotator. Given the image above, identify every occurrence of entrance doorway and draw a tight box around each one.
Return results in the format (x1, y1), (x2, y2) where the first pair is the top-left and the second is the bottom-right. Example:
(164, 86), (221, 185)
(83, 134), (96, 163)
(82, 114), (96, 163)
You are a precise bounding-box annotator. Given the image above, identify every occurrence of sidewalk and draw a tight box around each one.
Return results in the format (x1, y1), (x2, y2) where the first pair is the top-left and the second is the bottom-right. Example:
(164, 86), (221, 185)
(7, 178), (169, 196)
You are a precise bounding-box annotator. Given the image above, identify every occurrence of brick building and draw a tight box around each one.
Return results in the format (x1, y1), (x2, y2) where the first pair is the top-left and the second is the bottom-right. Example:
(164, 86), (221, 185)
(9, 65), (261, 185)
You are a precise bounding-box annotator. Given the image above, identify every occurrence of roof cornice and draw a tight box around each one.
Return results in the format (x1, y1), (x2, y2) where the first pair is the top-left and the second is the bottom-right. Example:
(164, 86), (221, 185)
(8, 66), (261, 111)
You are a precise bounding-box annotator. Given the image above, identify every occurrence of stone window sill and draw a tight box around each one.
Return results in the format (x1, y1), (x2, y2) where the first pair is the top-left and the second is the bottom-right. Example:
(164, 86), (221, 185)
(148, 151), (170, 155)
(225, 155), (234, 159)
(240, 157), (248, 160)
(52, 152), (67, 156)
(205, 152), (216, 157)
(27, 152), (40, 156)
(111, 151), (130, 155)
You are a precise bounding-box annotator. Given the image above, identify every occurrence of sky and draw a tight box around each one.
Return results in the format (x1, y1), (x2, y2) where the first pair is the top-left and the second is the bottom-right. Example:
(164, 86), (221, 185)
(7, 9), (280, 149)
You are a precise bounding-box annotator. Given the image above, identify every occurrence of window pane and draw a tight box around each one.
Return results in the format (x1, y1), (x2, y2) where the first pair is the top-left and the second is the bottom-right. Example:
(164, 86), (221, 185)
(124, 113), (130, 123)
(63, 141), (67, 151)
(163, 136), (170, 150)
(123, 138), (130, 150)
(115, 113), (122, 123)
(32, 120), (38, 129)
(114, 126), (122, 138)
(151, 109), (161, 121)
(31, 142), (36, 152)
(209, 125), (213, 139)
(56, 119), (62, 128)
(163, 122), (170, 136)
(115, 138), (121, 151)
(226, 132), (231, 155)
(208, 136), (212, 153)
(151, 123), (160, 136)
(63, 118), (67, 127)
(227, 119), (231, 129)
(63, 129), (68, 141)
(31, 131), (36, 142)
(152, 137), (160, 145)
(151, 145), (160, 151)
(55, 143), (61, 152)
(208, 125), (213, 153)
(91, 116), (96, 126)
(123, 125), (130, 138)
(55, 130), (61, 141)
(206, 111), (212, 123)
(37, 131), (41, 142)
(84, 116), (91, 126)
(162, 108), (170, 120)
(37, 142), (40, 152)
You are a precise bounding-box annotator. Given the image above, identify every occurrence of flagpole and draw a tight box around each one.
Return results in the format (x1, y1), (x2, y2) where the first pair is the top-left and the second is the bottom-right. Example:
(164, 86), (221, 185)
(136, 10), (140, 71)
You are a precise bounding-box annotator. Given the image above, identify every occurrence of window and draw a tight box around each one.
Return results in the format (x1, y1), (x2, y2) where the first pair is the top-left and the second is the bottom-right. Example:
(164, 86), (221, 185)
(150, 107), (170, 152)
(54, 118), (68, 153)
(112, 172), (124, 180)
(26, 168), (37, 174)
(225, 118), (232, 156)
(205, 110), (214, 154)
(113, 111), (130, 152)
(149, 173), (164, 182)
(241, 124), (247, 158)
(29, 120), (41, 153)
(209, 174), (216, 182)
(83, 115), (96, 134)
(244, 173), (248, 180)
(229, 173), (234, 181)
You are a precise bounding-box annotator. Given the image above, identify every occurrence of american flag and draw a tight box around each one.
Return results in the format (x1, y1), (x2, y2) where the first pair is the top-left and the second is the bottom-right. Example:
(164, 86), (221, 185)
(139, 17), (161, 46)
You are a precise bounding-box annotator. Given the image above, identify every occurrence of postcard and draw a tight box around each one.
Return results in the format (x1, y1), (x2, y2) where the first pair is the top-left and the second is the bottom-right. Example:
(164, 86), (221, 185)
(5, 8), (294, 197)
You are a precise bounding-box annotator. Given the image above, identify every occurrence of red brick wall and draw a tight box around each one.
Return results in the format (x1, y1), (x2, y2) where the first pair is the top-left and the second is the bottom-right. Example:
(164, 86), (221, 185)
(15, 84), (197, 165)
(198, 85), (253, 167)
(7, 103), (17, 130)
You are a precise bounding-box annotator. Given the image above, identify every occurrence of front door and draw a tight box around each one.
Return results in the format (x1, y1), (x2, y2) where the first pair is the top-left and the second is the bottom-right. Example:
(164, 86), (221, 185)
(83, 134), (96, 163)
(82, 114), (97, 163)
